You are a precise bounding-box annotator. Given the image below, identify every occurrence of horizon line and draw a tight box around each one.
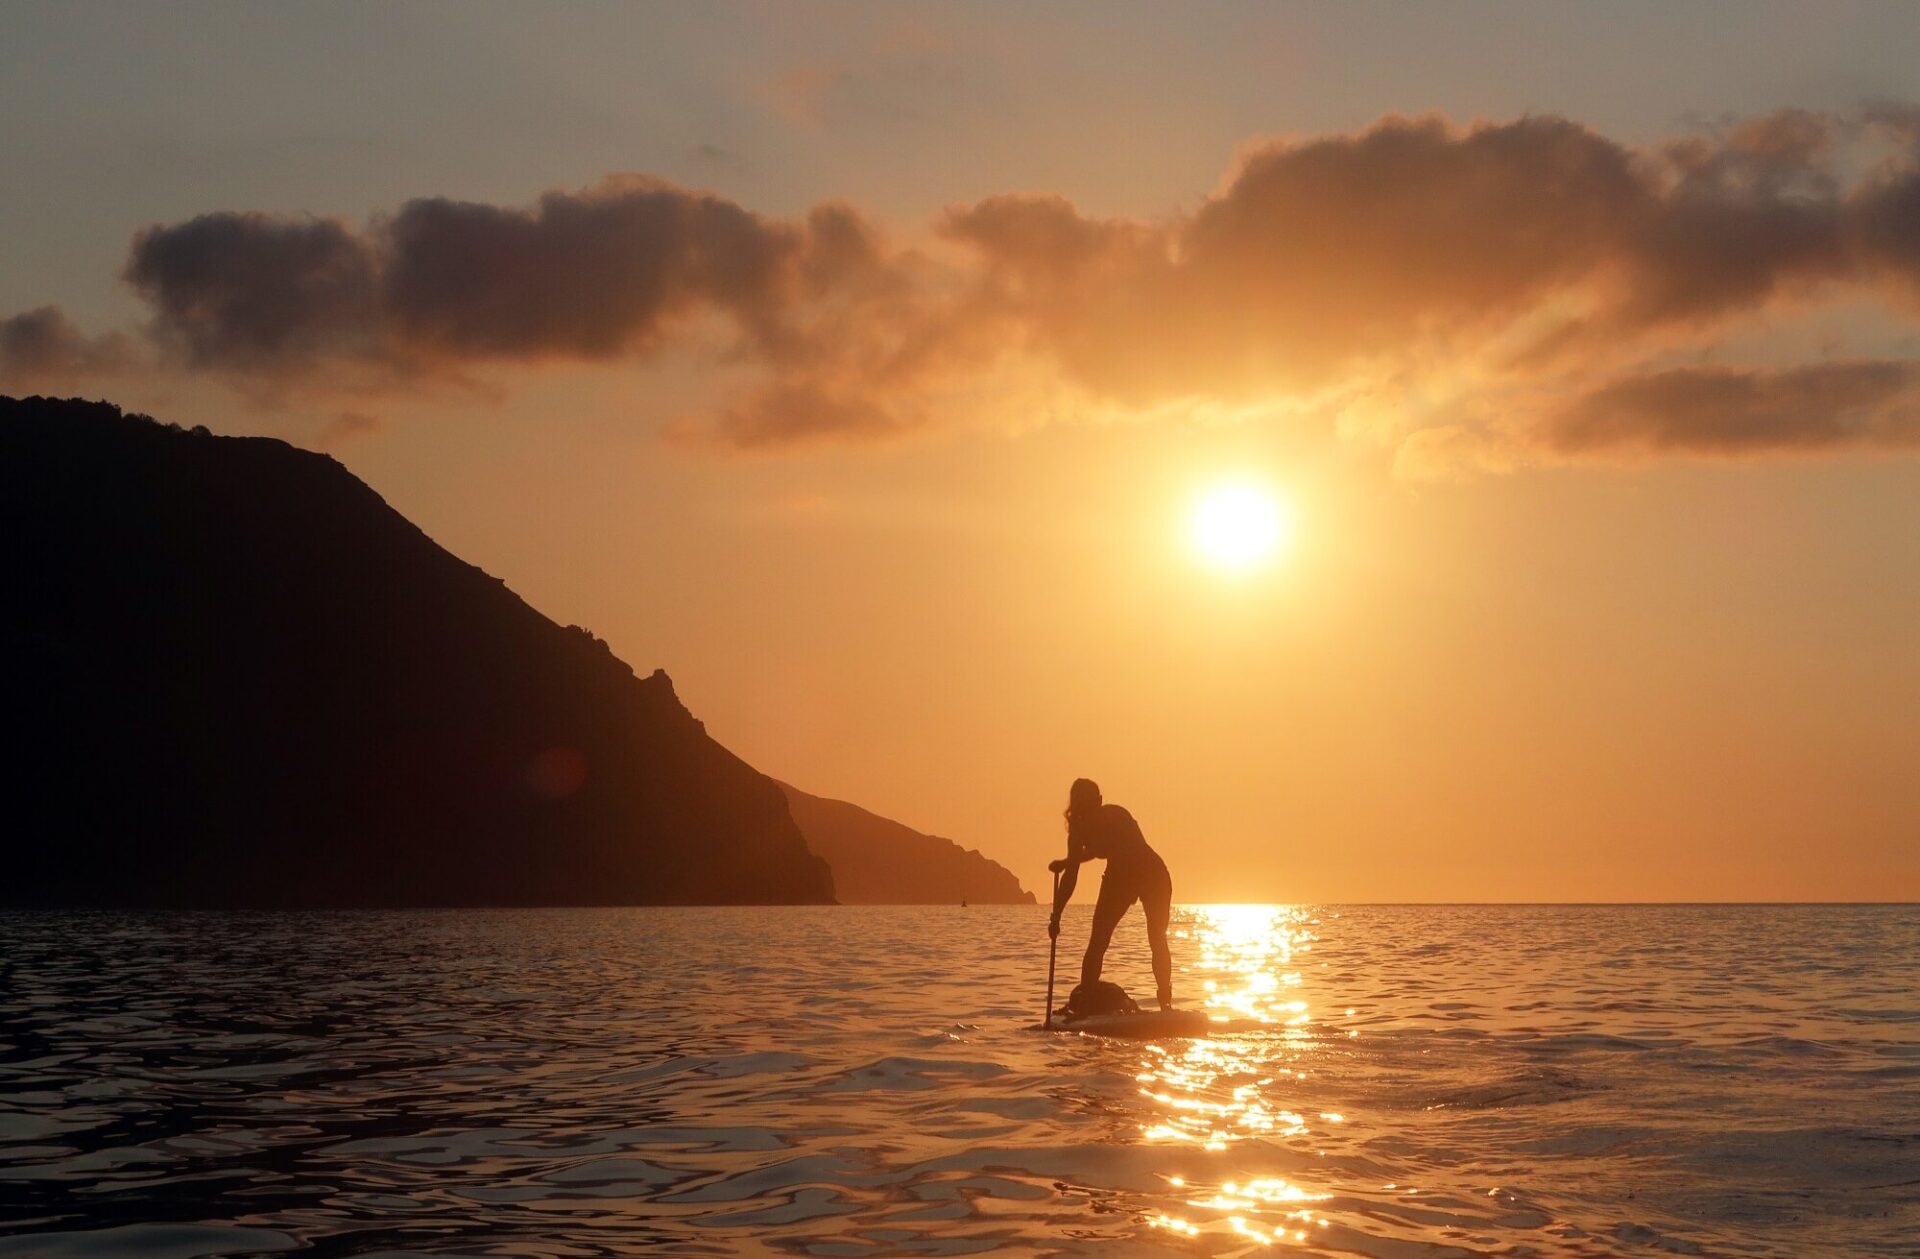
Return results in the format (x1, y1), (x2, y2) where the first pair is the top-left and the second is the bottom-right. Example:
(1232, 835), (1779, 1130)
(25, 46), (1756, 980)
(4, 900), (1914, 912)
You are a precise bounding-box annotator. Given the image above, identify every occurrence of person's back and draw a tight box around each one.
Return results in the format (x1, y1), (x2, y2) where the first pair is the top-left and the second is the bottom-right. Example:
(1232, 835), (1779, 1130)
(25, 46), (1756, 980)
(1082, 802), (1152, 865)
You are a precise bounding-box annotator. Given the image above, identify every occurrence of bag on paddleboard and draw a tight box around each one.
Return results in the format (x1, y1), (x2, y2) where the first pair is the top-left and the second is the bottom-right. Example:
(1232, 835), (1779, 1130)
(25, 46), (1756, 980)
(1059, 980), (1140, 1020)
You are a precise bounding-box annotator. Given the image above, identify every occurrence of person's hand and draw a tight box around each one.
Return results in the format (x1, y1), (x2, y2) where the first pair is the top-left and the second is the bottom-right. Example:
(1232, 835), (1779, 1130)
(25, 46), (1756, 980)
(1048, 859), (1068, 874)
(1047, 913), (1061, 940)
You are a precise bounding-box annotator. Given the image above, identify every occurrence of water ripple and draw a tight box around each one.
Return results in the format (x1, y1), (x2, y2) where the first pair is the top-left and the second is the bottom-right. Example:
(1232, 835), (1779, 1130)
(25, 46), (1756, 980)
(1, 904), (1915, 1256)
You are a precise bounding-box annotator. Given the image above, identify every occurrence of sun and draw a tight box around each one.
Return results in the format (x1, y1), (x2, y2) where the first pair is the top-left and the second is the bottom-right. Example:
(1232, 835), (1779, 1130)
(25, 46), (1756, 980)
(1189, 482), (1292, 573)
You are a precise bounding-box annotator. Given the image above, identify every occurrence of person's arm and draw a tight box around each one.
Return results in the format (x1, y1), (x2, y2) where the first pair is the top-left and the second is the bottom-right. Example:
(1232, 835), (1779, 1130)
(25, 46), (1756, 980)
(1047, 838), (1089, 937)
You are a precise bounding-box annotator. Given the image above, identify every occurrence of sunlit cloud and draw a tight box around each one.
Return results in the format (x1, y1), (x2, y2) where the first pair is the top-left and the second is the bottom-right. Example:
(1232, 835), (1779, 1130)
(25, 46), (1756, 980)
(11, 107), (1920, 473)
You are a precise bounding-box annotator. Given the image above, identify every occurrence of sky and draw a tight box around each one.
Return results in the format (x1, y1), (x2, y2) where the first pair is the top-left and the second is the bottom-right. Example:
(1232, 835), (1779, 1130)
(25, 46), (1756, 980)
(4, 1), (1918, 901)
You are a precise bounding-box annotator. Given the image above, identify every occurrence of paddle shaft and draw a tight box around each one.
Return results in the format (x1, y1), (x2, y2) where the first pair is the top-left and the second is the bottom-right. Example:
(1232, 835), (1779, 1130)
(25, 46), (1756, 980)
(1044, 867), (1060, 1028)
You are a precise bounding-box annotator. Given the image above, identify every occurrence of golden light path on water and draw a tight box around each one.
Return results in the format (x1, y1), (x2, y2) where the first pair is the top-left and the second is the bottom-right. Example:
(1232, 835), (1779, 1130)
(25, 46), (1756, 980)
(1139, 905), (1341, 1249)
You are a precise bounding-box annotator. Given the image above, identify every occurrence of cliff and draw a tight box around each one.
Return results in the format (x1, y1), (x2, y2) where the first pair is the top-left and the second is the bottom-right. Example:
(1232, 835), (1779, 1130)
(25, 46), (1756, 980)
(1, 396), (836, 907)
(779, 783), (1034, 904)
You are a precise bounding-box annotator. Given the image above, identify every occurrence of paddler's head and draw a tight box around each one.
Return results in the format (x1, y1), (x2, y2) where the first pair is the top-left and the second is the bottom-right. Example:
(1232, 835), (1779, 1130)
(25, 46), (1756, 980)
(1066, 777), (1102, 827)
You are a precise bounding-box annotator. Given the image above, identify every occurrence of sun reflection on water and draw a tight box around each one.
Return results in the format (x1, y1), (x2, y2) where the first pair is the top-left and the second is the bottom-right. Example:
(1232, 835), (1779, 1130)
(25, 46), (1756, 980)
(1137, 905), (1337, 1247)
(1190, 902), (1315, 1025)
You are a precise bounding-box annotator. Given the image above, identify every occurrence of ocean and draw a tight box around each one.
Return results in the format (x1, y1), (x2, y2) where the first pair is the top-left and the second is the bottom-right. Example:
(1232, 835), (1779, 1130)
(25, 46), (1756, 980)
(0, 904), (1913, 1257)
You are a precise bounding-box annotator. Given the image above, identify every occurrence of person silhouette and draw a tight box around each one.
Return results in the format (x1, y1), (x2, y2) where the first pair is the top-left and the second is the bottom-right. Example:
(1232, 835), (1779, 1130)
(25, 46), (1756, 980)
(1048, 777), (1175, 1011)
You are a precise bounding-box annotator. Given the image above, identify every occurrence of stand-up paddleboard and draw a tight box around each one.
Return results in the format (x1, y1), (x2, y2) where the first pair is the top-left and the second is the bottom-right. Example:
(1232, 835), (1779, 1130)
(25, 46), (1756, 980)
(1036, 1009), (1216, 1038)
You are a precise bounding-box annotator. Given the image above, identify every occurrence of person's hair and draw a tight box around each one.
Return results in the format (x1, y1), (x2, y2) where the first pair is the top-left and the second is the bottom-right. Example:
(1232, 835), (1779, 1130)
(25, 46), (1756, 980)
(1065, 778), (1102, 844)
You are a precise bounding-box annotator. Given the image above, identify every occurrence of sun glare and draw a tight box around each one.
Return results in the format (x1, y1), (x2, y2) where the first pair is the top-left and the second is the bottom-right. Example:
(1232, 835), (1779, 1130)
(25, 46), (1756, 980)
(1189, 483), (1292, 573)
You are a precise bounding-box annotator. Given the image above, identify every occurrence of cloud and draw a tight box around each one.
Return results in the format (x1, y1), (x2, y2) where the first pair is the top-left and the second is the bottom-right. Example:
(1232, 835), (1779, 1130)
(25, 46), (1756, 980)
(383, 179), (810, 360)
(128, 181), (910, 363)
(124, 212), (379, 369)
(940, 112), (1892, 400)
(316, 409), (381, 449)
(13, 107), (1920, 469)
(0, 306), (134, 386)
(1611, 112), (1848, 329)
(932, 110), (1920, 465)
(1850, 165), (1920, 306)
(698, 380), (906, 448)
(1544, 360), (1920, 455)
(1393, 424), (1526, 482)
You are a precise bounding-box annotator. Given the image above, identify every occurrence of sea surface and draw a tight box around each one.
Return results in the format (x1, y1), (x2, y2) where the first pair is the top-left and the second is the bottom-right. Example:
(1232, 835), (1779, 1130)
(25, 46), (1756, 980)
(0, 905), (1915, 1257)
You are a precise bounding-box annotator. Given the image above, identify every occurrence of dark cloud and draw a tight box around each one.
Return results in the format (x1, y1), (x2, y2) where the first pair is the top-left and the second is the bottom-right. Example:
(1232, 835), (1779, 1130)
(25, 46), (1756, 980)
(0, 306), (133, 385)
(14, 108), (1920, 465)
(1184, 116), (1645, 345)
(940, 117), (1666, 402)
(1849, 168), (1920, 303)
(1545, 361), (1920, 454)
(383, 179), (801, 359)
(114, 179), (902, 390)
(124, 212), (379, 369)
(940, 112), (1886, 400)
(1617, 111), (1849, 327)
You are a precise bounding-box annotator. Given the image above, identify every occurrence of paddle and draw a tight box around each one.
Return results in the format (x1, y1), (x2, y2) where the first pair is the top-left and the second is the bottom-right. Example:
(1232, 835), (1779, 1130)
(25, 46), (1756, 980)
(1044, 866), (1060, 1029)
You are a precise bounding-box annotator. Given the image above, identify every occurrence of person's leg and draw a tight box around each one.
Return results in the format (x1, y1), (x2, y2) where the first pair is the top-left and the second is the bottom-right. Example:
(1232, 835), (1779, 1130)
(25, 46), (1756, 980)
(1080, 871), (1135, 989)
(1144, 866), (1174, 1009)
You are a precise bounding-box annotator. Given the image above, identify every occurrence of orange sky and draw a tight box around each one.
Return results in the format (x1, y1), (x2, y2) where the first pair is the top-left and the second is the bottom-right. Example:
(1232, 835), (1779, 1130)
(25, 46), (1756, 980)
(3, 4), (1917, 900)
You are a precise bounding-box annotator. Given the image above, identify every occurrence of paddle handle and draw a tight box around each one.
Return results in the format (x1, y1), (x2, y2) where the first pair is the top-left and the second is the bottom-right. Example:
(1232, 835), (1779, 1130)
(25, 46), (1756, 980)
(1044, 867), (1060, 1028)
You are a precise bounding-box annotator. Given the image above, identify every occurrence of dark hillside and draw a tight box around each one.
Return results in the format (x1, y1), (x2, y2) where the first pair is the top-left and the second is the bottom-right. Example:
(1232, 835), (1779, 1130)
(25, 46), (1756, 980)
(780, 782), (1034, 904)
(1, 396), (835, 907)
